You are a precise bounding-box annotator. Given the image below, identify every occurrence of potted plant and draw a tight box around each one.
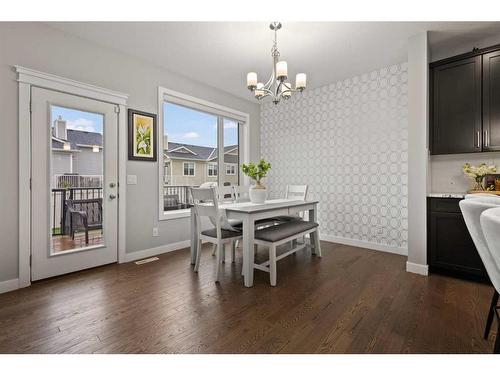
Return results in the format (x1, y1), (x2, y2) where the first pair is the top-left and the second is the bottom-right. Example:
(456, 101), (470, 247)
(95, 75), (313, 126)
(462, 163), (497, 191)
(241, 159), (271, 203)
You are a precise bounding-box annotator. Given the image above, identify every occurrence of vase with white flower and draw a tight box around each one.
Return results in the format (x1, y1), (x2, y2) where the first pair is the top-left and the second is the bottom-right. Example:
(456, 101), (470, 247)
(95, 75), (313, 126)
(241, 159), (271, 203)
(462, 163), (497, 191)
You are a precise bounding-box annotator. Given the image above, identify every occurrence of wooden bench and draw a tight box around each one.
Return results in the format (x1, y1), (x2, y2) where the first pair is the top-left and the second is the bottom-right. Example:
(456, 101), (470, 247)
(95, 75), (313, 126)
(253, 220), (321, 286)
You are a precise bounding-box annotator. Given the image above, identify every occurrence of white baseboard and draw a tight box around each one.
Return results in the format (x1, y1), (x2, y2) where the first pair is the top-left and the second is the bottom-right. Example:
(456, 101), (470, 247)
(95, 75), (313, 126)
(406, 261), (429, 276)
(320, 234), (408, 256)
(123, 240), (191, 263)
(0, 278), (19, 294)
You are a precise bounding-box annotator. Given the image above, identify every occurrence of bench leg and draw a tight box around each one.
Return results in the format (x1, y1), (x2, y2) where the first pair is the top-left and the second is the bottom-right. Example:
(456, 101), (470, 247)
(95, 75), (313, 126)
(231, 241), (236, 263)
(211, 243), (216, 256)
(269, 244), (277, 286)
(311, 229), (322, 257)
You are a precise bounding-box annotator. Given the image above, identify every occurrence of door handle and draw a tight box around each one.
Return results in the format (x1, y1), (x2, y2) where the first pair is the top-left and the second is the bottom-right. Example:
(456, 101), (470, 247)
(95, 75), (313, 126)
(477, 131), (481, 148)
(484, 130), (489, 147)
(109, 194), (117, 200)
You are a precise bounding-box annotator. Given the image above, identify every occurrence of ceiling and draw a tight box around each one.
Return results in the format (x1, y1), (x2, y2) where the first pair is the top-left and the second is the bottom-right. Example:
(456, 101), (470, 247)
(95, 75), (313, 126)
(47, 22), (500, 102)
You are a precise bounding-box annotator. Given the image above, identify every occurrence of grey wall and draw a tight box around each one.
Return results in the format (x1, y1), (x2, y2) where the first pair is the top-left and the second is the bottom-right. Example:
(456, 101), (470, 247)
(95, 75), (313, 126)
(0, 22), (260, 282)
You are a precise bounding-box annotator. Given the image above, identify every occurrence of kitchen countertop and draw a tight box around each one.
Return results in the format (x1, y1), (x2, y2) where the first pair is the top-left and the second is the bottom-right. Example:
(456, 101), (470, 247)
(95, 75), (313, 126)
(427, 192), (466, 199)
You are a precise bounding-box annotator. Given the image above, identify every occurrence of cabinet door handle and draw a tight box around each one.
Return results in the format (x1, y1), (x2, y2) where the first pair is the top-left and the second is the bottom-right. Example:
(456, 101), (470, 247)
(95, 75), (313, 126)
(477, 131), (481, 148)
(485, 130), (489, 147)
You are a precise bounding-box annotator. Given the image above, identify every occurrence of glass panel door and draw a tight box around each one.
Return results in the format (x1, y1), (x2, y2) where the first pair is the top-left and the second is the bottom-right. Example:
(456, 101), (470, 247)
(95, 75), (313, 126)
(31, 87), (118, 281)
(50, 106), (105, 254)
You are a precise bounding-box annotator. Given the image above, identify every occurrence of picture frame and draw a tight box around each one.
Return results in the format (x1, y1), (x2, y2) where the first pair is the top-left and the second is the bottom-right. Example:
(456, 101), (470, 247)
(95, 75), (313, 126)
(128, 109), (157, 161)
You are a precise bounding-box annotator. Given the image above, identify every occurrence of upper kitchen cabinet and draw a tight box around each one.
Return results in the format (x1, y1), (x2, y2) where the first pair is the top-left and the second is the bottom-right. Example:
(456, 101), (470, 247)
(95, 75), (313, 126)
(483, 50), (500, 151)
(430, 56), (482, 155)
(430, 43), (500, 155)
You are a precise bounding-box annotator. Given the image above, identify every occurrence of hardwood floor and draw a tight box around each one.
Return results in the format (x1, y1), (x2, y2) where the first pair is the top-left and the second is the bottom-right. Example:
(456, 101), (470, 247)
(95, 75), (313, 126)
(0, 241), (495, 353)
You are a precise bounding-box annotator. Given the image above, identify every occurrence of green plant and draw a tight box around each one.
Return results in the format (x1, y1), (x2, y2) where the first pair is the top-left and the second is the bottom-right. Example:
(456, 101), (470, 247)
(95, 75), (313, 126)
(60, 181), (71, 190)
(241, 159), (271, 188)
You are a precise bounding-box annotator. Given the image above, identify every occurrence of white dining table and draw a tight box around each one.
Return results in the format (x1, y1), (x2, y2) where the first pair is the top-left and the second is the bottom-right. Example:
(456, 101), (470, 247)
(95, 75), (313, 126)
(190, 198), (320, 287)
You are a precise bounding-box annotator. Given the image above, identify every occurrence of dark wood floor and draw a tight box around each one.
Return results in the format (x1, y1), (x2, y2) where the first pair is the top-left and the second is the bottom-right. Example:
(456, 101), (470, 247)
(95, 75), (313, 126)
(0, 241), (496, 353)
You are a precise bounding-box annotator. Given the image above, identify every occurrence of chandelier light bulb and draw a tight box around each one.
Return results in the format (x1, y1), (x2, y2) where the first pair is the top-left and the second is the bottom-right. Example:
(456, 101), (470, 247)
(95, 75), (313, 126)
(276, 61), (288, 81)
(246, 72), (257, 90)
(296, 73), (307, 91)
(255, 82), (264, 99)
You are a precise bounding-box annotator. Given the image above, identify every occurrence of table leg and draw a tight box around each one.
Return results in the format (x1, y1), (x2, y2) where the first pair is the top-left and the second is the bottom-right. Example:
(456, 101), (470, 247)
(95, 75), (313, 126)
(190, 208), (197, 265)
(242, 215), (255, 287)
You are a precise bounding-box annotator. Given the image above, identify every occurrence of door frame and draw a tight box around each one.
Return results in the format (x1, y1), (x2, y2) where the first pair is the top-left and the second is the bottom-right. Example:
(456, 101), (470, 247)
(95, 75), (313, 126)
(16, 66), (129, 288)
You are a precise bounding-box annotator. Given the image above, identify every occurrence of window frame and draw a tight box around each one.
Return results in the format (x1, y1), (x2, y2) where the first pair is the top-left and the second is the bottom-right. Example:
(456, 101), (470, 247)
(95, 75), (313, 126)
(182, 161), (196, 177)
(207, 162), (218, 177)
(158, 87), (249, 221)
(225, 163), (237, 176)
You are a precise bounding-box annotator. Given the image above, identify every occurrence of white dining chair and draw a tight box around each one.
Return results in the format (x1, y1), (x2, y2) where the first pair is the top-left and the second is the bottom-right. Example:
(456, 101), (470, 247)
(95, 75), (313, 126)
(233, 185), (251, 202)
(480, 206), (500, 354)
(210, 185), (240, 258)
(217, 185), (235, 203)
(273, 185), (309, 222)
(460, 197), (500, 353)
(190, 187), (242, 282)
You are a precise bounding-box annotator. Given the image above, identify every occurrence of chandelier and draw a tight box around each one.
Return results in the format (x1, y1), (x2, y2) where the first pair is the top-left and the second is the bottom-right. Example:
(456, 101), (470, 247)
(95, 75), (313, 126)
(246, 22), (307, 104)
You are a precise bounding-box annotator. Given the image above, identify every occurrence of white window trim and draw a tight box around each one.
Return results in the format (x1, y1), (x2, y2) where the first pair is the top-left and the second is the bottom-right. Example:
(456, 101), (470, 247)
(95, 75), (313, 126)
(182, 162), (196, 177)
(207, 162), (218, 177)
(158, 87), (249, 221)
(225, 163), (237, 176)
(16, 66), (129, 289)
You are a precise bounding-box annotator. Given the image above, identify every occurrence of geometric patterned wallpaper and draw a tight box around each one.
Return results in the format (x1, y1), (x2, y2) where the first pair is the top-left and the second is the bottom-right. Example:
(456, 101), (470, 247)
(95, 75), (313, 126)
(261, 62), (409, 253)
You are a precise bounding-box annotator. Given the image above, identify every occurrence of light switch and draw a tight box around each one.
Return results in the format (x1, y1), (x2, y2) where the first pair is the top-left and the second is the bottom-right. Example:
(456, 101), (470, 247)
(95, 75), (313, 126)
(127, 175), (137, 185)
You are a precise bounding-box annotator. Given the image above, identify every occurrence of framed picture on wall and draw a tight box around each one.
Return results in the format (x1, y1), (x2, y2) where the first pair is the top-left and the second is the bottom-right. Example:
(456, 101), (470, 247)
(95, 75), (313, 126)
(128, 109), (157, 161)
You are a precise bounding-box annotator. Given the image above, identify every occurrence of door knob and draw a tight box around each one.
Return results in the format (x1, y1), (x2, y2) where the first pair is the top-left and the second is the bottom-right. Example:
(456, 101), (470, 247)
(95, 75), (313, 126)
(109, 194), (117, 200)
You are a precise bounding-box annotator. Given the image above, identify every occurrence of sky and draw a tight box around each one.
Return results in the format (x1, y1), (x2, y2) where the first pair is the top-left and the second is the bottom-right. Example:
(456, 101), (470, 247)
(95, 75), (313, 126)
(51, 103), (238, 149)
(163, 102), (238, 148)
(51, 105), (104, 134)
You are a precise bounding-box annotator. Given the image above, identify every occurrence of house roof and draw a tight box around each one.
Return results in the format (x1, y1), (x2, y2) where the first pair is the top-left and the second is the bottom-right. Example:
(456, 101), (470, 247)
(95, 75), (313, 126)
(165, 142), (238, 163)
(52, 129), (102, 151)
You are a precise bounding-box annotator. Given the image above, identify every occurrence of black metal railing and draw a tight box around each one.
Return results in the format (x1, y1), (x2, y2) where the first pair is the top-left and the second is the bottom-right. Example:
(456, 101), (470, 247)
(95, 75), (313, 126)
(52, 187), (103, 235)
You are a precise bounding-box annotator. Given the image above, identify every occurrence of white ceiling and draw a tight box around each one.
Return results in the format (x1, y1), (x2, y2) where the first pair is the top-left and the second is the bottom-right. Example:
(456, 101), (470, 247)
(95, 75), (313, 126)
(47, 22), (500, 102)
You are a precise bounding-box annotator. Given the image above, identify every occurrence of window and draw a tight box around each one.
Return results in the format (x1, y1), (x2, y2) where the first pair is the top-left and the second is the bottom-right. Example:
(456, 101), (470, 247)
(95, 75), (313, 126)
(208, 162), (218, 177)
(225, 163), (236, 175)
(183, 162), (195, 176)
(159, 88), (247, 218)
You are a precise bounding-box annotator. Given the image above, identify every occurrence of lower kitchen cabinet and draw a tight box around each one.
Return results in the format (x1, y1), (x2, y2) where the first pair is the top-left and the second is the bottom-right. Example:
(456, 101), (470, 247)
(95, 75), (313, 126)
(427, 197), (488, 280)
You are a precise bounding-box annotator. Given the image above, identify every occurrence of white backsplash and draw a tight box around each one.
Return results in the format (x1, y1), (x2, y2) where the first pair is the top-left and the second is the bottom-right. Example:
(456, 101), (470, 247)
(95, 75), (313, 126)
(430, 152), (500, 193)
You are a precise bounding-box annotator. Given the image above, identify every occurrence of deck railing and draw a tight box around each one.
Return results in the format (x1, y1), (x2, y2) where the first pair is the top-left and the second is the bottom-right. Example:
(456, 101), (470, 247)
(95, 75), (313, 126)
(163, 185), (194, 211)
(53, 174), (103, 189)
(51, 187), (103, 235)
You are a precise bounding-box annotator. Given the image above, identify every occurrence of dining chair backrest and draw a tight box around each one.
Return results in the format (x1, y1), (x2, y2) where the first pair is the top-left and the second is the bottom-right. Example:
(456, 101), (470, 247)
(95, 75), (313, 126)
(233, 185), (251, 202)
(460, 198), (500, 292)
(217, 185), (235, 203)
(481, 207), (500, 286)
(286, 185), (308, 200)
(190, 187), (220, 225)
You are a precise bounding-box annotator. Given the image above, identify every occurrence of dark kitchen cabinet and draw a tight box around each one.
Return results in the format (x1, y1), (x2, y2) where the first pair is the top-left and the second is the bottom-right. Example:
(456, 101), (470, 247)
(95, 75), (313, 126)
(427, 197), (487, 280)
(430, 43), (500, 155)
(483, 50), (500, 151)
(430, 56), (482, 155)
